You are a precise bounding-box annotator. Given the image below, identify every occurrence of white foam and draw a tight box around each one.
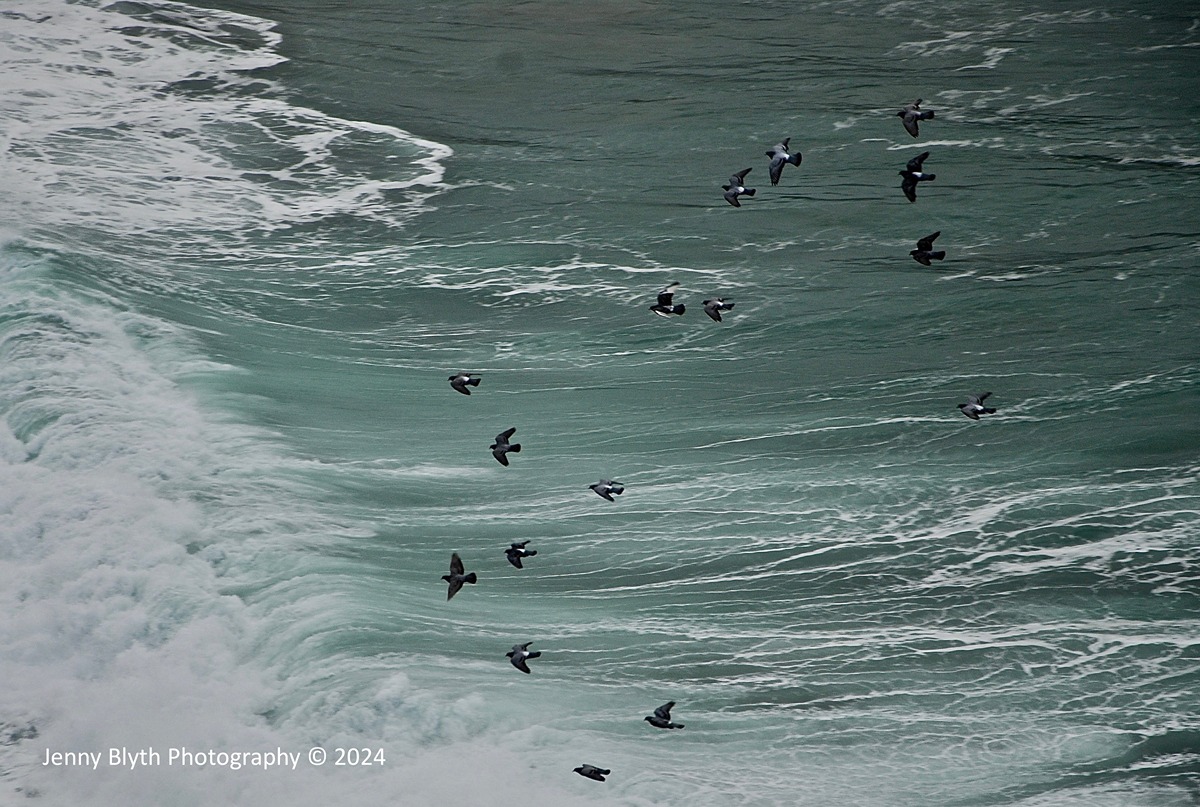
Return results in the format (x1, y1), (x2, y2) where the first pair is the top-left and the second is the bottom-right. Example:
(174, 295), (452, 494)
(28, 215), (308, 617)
(956, 46), (1015, 71)
(0, 0), (452, 250)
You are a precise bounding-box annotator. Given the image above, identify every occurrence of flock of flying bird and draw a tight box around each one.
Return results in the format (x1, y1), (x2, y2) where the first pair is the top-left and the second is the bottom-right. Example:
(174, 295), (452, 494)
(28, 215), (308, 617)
(438, 98), (996, 787)
(723, 98), (944, 266)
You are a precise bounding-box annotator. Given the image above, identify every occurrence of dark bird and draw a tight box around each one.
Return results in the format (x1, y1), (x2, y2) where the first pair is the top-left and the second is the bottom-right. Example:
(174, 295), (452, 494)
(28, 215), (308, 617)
(505, 540), (538, 569)
(650, 282), (686, 317)
(589, 479), (625, 502)
(441, 552), (477, 600)
(448, 372), (481, 395)
(899, 150), (936, 202)
(507, 641), (541, 674)
(722, 167), (756, 207)
(910, 231), (946, 266)
(958, 392), (997, 420)
(897, 98), (935, 138)
(702, 298), (735, 322)
(574, 764), (610, 782)
(644, 701), (685, 729)
(490, 427), (522, 466)
(766, 138), (802, 185)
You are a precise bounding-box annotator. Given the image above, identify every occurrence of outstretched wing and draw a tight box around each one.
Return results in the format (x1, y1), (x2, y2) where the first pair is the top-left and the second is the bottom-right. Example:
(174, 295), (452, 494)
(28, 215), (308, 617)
(657, 282), (679, 306)
(768, 155), (785, 186)
(916, 231), (941, 251)
(906, 151), (929, 172)
(653, 701), (675, 720)
(450, 552), (464, 576)
(495, 426), (517, 443)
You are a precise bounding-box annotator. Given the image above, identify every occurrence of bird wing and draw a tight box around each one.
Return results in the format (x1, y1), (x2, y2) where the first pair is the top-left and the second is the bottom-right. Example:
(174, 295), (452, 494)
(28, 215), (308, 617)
(916, 231), (940, 251)
(506, 549), (522, 569)
(703, 301), (722, 322)
(653, 701), (675, 720)
(906, 151), (929, 172)
(495, 426), (517, 443)
(445, 576), (463, 600)
(450, 552), (464, 575)
(768, 155), (784, 186)
(732, 167), (752, 182)
(723, 189), (741, 207)
(969, 392), (992, 405)
(511, 655), (532, 673)
(900, 176), (918, 202)
(902, 112), (920, 137)
(493, 449), (510, 466)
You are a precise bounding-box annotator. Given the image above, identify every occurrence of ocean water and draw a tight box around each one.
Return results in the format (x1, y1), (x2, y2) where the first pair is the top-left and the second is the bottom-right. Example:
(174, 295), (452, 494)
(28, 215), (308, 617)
(1, 0), (1198, 804)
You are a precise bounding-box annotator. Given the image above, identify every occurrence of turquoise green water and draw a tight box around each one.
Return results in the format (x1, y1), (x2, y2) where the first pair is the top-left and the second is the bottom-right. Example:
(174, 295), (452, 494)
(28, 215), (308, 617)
(1, 1), (1198, 804)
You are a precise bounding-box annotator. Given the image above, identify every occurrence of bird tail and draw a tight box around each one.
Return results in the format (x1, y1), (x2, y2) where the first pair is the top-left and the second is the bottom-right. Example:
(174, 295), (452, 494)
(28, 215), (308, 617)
(930, 250), (946, 261)
(744, 188), (756, 197)
(924, 173), (936, 181)
(526, 651), (541, 660)
(788, 153), (802, 166)
(674, 304), (686, 315)
(922, 110), (935, 120)
(508, 443), (521, 453)
(464, 573), (477, 585)
(468, 377), (481, 387)
(674, 723), (685, 729)
(982, 407), (996, 415)
(526, 550), (538, 556)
